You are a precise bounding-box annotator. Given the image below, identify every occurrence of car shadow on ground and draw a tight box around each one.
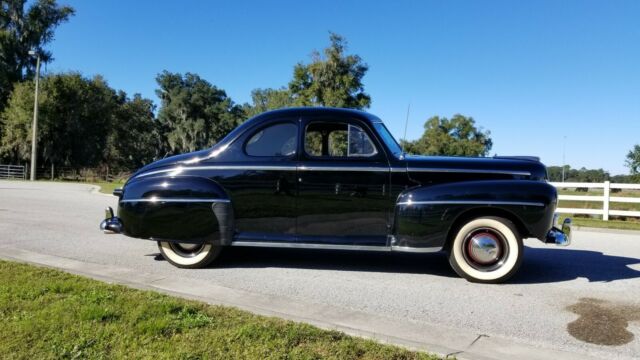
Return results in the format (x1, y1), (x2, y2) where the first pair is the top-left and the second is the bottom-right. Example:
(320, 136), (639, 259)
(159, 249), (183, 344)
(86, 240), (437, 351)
(512, 246), (640, 284)
(218, 247), (459, 277)
(151, 245), (640, 283)
(153, 247), (458, 277)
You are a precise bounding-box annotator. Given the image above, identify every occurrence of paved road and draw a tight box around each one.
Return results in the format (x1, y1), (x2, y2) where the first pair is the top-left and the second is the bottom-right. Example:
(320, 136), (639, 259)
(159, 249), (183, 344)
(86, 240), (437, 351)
(1, 181), (639, 359)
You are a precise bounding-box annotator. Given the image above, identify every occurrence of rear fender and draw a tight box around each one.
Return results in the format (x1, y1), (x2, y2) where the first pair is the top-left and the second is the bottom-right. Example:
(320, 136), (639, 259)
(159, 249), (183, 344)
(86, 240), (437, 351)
(392, 180), (557, 250)
(117, 175), (234, 245)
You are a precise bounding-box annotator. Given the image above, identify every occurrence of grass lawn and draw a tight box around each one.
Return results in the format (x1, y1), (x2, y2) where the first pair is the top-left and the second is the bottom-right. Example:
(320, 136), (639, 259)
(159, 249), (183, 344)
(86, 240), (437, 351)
(558, 214), (640, 231)
(0, 261), (440, 360)
(90, 181), (124, 195)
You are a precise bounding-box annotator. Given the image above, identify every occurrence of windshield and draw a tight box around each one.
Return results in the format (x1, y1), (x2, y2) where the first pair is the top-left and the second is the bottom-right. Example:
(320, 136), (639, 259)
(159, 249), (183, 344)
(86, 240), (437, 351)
(373, 123), (403, 159)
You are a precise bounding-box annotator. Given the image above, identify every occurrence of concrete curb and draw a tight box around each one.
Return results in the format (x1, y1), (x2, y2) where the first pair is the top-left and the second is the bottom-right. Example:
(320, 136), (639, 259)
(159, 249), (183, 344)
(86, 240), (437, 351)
(0, 246), (603, 360)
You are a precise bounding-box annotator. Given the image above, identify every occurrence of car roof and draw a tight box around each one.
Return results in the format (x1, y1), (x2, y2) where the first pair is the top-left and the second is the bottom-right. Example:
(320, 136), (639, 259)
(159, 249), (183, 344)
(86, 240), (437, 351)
(215, 107), (385, 149)
(254, 107), (383, 125)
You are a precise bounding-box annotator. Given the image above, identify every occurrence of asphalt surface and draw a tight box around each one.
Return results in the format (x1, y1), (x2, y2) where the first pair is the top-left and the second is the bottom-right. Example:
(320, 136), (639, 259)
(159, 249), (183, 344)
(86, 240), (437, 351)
(1, 180), (639, 359)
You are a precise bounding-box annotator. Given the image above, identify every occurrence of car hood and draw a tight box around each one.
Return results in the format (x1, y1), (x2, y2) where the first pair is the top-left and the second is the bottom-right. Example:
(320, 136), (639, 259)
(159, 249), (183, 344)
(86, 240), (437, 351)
(404, 154), (547, 180)
(129, 149), (212, 180)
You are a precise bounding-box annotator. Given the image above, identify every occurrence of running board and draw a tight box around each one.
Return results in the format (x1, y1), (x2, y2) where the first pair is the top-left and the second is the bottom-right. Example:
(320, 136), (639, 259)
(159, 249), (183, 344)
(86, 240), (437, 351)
(230, 241), (440, 253)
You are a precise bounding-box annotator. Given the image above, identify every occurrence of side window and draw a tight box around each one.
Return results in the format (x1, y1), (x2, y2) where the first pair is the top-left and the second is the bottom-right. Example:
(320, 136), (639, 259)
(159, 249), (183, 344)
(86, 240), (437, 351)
(245, 123), (297, 157)
(348, 125), (377, 157)
(304, 122), (377, 158)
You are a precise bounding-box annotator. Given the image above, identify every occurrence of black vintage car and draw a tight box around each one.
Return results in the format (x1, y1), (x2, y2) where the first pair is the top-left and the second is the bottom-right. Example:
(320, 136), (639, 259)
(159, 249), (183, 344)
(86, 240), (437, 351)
(100, 107), (570, 283)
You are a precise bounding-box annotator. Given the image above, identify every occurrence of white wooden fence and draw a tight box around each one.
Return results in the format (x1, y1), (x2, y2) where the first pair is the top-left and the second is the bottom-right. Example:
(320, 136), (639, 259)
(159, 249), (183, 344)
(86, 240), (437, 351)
(551, 181), (640, 221)
(0, 164), (26, 180)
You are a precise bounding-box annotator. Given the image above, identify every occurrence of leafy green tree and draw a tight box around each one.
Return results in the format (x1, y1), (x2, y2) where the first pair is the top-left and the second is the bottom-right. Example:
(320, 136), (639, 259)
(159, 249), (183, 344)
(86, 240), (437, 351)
(611, 174), (640, 184)
(244, 87), (294, 118)
(547, 166), (568, 182)
(1, 72), (159, 171)
(288, 33), (370, 109)
(244, 33), (370, 116)
(402, 115), (493, 157)
(0, 78), (32, 163)
(546, 165), (610, 182)
(626, 144), (640, 175)
(155, 71), (244, 154)
(0, 0), (74, 107)
(1, 73), (115, 168)
(105, 93), (159, 171)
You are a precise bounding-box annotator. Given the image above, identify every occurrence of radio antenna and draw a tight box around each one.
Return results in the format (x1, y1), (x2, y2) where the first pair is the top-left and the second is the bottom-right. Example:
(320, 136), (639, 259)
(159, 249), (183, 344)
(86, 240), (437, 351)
(401, 103), (410, 156)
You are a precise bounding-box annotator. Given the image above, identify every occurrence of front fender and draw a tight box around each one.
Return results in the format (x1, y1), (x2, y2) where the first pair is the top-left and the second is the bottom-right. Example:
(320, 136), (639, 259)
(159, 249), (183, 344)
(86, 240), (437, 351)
(392, 180), (557, 250)
(117, 175), (234, 245)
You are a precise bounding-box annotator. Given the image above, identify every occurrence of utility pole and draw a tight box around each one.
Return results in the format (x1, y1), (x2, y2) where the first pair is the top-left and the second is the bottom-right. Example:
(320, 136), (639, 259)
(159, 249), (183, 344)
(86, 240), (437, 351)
(561, 136), (567, 182)
(29, 50), (41, 181)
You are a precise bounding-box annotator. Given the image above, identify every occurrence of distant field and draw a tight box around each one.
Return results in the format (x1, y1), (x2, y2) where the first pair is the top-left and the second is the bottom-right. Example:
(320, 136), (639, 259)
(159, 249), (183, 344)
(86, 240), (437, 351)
(557, 188), (640, 213)
(556, 188), (640, 231)
(556, 214), (640, 231)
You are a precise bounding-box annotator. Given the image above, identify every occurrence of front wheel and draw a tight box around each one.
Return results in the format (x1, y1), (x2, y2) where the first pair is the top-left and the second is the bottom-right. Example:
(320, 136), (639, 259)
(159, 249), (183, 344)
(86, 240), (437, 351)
(448, 216), (523, 283)
(157, 241), (222, 269)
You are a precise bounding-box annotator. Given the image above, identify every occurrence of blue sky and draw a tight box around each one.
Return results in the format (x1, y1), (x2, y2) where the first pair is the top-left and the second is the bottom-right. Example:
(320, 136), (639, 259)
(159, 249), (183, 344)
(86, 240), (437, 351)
(45, 0), (639, 174)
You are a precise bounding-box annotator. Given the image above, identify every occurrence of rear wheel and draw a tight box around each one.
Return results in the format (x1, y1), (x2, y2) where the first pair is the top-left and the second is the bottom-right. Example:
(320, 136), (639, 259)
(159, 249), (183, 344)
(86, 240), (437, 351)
(448, 216), (523, 283)
(157, 241), (222, 269)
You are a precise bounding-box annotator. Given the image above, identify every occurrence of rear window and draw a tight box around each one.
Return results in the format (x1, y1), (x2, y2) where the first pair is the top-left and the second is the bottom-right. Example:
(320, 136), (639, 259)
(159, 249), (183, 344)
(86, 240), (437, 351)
(245, 123), (297, 157)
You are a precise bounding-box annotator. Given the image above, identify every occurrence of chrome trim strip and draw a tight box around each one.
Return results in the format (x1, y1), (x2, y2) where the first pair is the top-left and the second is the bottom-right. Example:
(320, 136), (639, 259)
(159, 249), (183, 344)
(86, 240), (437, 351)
(396, 200), (545, 207)
(390, 245), (442, 253)
(191, 165), (296, 171)
(136, 165), (297, 178)
(230, 241), (391, 252)
(136, 164), (393, 178)
(407, 167), (531, 176)
(298, 165), (389, 172)
(135, 164), (529, 178)
(120, 198), (231, 203)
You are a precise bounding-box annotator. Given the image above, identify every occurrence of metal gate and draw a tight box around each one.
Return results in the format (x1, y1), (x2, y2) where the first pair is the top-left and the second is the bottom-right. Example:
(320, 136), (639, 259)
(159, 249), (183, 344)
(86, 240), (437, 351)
(0, 165), (26, 180)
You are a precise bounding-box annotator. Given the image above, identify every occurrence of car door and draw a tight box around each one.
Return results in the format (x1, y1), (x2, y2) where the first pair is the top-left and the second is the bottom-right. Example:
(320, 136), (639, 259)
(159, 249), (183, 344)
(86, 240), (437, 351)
(296, 115), (391, 246)
(215, 118), (299, 239)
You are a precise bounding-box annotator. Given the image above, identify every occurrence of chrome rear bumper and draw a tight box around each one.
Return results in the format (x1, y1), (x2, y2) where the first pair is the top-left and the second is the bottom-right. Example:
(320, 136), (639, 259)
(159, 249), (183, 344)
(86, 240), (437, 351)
(545, 216), (571, 246)
(100, 207), (123, 234)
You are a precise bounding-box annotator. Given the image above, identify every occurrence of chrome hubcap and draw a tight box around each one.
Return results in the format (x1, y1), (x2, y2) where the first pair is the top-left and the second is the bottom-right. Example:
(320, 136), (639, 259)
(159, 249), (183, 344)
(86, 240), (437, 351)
(468, 232), (500, 264)
(169, 242), (205, 257)
(462, 228), (508, 271)
(177, 243), (200, 251)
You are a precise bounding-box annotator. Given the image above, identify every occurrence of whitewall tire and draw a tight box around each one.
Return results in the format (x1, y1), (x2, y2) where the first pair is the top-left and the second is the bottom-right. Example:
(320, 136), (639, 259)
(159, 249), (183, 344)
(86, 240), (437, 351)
(448, 216), (523, 283)
(157, 241), (222, 269)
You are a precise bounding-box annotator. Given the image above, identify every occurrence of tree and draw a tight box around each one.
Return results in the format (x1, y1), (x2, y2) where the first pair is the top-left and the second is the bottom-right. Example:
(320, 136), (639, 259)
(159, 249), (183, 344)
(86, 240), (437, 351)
(402, 115), (492, 156)
(244, 87), (294, 118)
(0, 78), (32, 163)
(1, 73), (116, 168)
(288, 33), (370, 109)
(546, 165), (609, 182)
(611, 174), (640, 184)
(0, 0), (74, 107)
(0, 72), (158, 171)
(243, 33), (370, 116)
(155, 71), (244, 155)
(626, 144), (640, 175)
(105, 93), (159, 171)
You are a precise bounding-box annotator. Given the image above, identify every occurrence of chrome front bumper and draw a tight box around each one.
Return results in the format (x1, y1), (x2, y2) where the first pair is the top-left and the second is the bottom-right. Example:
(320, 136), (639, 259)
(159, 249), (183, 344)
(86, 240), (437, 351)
(545, 215), (571, 246)
(99, 206), (123, 234)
